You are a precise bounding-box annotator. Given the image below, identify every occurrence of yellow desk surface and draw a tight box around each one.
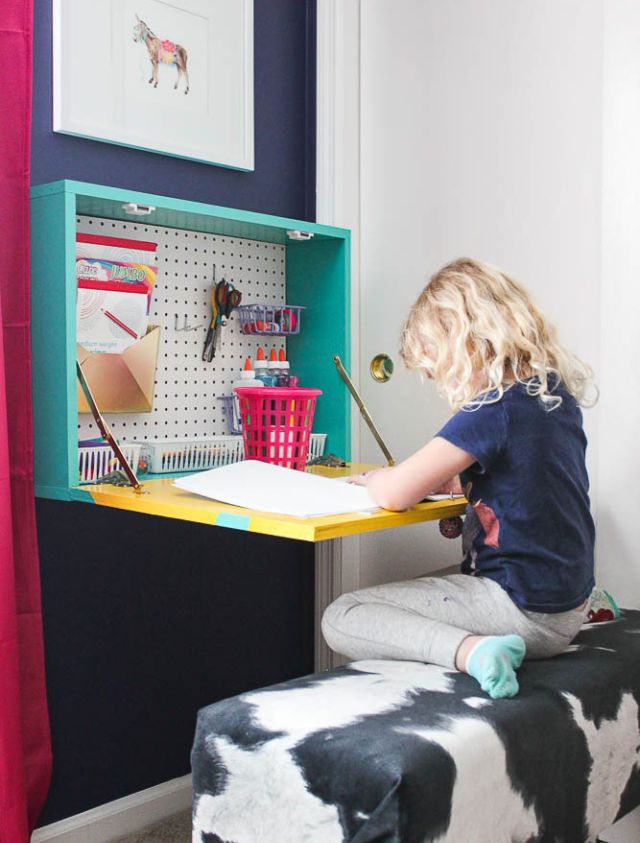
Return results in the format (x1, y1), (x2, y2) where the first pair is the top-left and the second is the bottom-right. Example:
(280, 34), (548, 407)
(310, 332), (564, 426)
(74, 464), (467, 543)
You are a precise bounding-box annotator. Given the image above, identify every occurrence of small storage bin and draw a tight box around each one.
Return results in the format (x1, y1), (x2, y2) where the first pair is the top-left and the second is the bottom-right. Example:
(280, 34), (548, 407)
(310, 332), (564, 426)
(141, 433), (327, 474)
(235, 387), (322, 471)
(143, 437), (245, 474)
(236, 304), (304, 336)
(78, 442), (142, 484)
(307, 433), (327, 462)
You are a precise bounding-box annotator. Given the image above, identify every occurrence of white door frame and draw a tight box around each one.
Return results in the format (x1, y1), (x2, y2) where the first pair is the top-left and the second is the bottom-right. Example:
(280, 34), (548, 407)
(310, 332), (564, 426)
(314, 1), (363, 664)
(316, 0), (362, 456)
(316, 0), (362, 487)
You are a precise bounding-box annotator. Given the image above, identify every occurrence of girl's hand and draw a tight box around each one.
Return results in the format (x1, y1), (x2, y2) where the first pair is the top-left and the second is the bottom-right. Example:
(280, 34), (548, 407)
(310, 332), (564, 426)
(347, 469), (380, 487)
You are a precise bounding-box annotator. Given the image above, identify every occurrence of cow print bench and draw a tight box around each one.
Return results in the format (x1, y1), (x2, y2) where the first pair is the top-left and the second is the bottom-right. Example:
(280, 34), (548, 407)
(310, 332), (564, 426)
(191, 611), (640, 842)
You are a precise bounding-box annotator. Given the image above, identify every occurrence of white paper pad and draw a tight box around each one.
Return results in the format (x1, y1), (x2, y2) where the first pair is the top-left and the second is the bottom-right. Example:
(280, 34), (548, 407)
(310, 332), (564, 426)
(76, 284), (149, 353)
(424, 493), (466, 501)
(173, 460), (379, 518)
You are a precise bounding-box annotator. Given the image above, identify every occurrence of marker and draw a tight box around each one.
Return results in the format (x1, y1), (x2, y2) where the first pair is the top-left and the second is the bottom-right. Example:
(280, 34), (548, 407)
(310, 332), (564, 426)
(101, 309), (139, 339)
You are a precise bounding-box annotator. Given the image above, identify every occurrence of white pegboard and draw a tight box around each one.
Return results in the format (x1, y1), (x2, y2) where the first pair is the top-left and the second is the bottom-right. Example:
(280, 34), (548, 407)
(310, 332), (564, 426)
(76, 215), (287, 441)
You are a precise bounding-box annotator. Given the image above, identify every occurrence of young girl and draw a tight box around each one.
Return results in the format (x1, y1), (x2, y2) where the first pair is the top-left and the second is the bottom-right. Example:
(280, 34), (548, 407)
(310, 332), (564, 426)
(322, 258), (596, 699)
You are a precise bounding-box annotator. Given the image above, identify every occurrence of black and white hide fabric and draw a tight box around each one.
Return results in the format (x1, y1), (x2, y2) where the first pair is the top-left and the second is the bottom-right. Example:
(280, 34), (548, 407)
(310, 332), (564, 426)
(191, 610), (640, 843)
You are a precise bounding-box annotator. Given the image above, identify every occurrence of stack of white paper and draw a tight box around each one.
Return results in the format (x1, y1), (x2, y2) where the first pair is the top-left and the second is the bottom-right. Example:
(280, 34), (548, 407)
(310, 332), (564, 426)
(173, 460), (379, 518)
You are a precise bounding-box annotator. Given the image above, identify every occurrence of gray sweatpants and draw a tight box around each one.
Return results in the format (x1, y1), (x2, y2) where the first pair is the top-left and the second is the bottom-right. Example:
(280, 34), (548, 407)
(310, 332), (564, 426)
(321, 573), (588, 670)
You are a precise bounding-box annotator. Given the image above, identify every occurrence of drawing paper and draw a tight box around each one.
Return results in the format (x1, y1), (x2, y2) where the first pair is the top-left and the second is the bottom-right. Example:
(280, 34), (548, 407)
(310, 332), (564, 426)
(173, 460), (379, 518)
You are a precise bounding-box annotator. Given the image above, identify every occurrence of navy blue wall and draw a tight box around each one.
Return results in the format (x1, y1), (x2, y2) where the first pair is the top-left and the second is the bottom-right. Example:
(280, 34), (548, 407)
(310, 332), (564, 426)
(32, 0), (316, 220)
(36, 501), (315, 826)
(32, 0), (317, 825)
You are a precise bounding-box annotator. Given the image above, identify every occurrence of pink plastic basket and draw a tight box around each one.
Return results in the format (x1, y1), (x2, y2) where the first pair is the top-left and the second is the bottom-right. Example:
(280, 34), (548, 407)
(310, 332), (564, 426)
(234, 387), (322, 471)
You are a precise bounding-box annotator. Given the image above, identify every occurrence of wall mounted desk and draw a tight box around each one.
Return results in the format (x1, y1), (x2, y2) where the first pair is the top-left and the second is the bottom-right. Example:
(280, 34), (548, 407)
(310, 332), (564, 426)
(30, 182), (464, 821)
(73, 465), (466, 543)
(30, 180), (352, 500)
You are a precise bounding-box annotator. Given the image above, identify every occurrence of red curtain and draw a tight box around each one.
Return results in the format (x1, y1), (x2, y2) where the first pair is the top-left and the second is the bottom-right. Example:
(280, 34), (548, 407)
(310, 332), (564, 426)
(0, 1), (52, 839)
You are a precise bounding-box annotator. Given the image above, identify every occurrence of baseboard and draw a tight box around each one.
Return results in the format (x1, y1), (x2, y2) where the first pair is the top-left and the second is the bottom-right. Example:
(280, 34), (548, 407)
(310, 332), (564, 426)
(31, 774), (192, 843)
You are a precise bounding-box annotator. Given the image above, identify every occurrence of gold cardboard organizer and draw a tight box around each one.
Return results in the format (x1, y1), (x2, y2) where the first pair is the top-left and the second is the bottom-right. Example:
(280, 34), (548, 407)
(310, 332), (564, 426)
(77, 326), (161, 414)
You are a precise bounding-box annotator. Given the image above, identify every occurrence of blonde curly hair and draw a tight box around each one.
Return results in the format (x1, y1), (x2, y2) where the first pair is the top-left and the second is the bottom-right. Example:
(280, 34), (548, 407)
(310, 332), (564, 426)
(399, 257), (596, 411)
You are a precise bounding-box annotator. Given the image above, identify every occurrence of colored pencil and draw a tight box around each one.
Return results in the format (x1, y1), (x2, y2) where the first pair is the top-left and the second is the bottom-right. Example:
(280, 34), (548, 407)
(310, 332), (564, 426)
(101, 309), (139, 340)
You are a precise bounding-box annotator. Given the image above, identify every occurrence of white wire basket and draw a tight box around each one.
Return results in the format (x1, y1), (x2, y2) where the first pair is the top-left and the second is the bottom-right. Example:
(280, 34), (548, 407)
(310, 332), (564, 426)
(78, 443), (142, 484)
(142, 433), (327, 475)
(307, 433), (327, 461)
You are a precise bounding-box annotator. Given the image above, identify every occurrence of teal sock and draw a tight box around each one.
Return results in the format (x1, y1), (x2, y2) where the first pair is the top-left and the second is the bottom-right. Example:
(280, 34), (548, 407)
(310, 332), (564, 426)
(465, 635), (526, 699)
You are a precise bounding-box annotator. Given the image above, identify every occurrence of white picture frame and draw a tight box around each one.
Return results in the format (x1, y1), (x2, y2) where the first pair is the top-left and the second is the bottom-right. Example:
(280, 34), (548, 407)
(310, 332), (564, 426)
(53, 0), (254, 171)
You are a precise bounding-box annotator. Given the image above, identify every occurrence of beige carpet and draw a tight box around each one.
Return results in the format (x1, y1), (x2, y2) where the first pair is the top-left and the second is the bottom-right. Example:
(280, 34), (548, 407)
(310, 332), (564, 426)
(113, 810), (191, 842)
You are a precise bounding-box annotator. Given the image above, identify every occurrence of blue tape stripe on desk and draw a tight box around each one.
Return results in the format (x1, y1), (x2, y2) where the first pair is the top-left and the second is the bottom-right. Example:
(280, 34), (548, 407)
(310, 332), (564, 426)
(215, 512), (251, 531)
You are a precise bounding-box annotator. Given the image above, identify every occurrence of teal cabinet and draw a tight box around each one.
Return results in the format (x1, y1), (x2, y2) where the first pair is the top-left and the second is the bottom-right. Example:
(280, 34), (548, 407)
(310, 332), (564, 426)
(30, 181), (351, 501)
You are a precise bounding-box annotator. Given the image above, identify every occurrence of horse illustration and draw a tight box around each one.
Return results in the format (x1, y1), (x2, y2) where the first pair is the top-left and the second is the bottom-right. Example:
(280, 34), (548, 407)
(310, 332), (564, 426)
(133, 14), (189, 94)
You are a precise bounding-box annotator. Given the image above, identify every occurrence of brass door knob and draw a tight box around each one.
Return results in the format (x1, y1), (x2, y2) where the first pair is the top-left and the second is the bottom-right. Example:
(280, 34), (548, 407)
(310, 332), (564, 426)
(370, 354), (394, 383)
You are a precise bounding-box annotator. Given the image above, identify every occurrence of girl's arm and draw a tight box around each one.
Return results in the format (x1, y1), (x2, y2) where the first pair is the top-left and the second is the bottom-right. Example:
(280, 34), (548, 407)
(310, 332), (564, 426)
(433, 474), (464, 495)
(350, 436), (475, 511)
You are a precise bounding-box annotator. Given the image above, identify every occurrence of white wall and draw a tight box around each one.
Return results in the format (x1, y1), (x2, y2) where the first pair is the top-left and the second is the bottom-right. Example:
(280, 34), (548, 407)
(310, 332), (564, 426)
(319, 1), (640, 838)
(358, 0), (604, 587)
(597, 0), (640, 608)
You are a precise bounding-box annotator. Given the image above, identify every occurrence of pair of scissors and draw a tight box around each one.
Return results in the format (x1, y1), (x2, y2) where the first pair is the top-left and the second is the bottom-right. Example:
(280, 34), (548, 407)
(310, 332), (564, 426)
(202, 277), (242, 362)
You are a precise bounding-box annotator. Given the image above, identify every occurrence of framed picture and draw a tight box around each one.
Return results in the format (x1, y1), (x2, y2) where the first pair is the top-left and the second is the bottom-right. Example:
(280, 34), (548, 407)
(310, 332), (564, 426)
(53, 0), (254, 171)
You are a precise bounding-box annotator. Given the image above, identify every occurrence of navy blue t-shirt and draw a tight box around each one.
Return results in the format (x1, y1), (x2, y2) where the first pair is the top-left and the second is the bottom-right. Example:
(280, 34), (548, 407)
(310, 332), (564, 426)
(436, 383), (595, 613)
